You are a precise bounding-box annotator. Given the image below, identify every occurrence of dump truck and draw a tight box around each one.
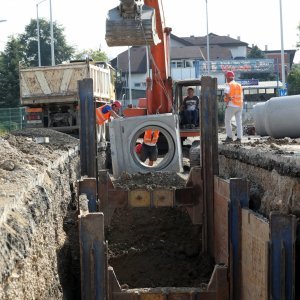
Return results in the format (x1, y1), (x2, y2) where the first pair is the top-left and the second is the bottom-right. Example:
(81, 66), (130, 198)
(19, 60), (116, 132)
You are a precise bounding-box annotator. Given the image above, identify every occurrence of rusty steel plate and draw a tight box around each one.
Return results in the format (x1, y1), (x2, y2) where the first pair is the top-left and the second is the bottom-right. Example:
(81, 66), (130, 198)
(128, 189), (151, 207)
(153, 189), (174, 207)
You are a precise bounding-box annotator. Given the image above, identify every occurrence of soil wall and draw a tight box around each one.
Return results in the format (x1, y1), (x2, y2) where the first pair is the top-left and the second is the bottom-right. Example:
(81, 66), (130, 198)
(218, 140), (300, 216)
(0, 130), (80, 300)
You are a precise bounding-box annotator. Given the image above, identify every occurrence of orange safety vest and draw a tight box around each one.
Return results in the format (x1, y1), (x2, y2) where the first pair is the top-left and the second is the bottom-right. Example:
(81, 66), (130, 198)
(95, 104), (111, 125)
(224, 81), (243, 107)
(143, 130), (159, 145)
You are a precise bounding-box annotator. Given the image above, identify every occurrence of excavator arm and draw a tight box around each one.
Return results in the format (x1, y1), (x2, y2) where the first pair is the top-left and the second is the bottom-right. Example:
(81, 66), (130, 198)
(105, 0), (160, 46)
(105, 0), (173, 114)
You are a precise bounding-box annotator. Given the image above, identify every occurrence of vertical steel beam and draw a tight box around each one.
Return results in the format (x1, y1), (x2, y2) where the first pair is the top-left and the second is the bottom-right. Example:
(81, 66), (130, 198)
(200, 76), (218, 254)
(229, 178), (249, 300)
(270, 212), (296, 300)
(78, 78), (97, 178)
(79, 213), (106, 300)
(78, 178), (97, 213)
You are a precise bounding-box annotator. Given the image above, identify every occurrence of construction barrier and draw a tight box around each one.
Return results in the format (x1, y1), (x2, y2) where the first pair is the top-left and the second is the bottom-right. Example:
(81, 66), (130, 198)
(0, 107), (26, 134)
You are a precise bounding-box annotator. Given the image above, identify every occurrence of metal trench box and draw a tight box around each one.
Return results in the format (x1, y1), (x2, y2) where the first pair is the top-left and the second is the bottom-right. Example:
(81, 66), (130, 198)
(109, 113), (183, 177)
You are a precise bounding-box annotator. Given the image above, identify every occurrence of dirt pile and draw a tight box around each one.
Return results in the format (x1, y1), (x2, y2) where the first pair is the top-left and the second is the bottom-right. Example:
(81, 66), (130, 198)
(106, 207), (214, 288)
(112, 171), (187, 190)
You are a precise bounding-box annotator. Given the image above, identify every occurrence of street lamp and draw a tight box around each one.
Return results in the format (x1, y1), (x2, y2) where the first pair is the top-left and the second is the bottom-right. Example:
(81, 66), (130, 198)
(205, 0), (210, 76)
(279, 0), (286, 90)
(36, 0), (55, 67)
(49, 0), (55, 66)
(36, 0), (47, 67)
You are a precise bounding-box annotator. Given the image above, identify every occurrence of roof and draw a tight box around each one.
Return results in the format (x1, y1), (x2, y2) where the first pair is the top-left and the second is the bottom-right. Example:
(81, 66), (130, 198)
(171, 45), (232, 60)
(181, 33), (248, 47)
(110, 47), (147, 73)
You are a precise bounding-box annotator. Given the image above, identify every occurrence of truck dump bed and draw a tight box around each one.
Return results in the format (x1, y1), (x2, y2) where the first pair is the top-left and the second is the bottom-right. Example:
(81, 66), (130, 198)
(19, 61), (113, 105)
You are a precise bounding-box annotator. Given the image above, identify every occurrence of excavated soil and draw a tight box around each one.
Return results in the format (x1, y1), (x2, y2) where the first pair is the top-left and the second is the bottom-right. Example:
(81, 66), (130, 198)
(112, 171), (187, 190)
(1, 128), (300, 297)
(106, 207), (213, 288)
(218, 135), (300, 216)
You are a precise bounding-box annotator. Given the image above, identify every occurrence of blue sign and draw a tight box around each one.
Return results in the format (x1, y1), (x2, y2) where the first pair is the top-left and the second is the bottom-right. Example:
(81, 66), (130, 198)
(279, 88), (287, 96)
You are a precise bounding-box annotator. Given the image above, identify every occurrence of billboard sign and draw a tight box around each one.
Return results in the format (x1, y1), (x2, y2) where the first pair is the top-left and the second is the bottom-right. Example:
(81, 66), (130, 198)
(195, 59), (274, 74)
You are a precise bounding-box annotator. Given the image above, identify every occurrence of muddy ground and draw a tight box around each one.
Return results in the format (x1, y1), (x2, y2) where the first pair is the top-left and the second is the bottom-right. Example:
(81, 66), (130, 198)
(107, 207), (213, 288)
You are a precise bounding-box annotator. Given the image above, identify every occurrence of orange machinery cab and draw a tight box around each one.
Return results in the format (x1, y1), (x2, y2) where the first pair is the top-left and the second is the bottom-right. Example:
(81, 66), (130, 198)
(122, 98), (147, 117)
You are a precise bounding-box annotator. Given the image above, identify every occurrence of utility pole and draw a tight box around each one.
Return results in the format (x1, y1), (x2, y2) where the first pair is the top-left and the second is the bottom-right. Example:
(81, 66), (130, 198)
(279, 0), (286, 90)
(36, 0), (47, 67)
(205, 0), (210, 76)
(128, 46), (132, 105)
(49, 0), (55, 66)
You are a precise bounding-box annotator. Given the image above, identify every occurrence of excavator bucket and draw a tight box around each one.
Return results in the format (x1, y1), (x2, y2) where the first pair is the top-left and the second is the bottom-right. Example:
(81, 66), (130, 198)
(105, 3), (161, 47)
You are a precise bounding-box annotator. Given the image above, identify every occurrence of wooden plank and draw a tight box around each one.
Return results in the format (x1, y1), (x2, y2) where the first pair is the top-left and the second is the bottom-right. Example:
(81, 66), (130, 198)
(241, 209), (269, 300)
(213, 176), (229, 265)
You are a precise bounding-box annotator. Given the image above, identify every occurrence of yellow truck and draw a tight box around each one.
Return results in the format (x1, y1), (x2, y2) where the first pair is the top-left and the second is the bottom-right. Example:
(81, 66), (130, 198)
(19, 60), (116, 132)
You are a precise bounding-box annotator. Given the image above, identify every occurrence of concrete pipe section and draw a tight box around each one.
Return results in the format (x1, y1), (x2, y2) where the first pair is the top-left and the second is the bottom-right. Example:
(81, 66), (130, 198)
(109, 113), (183, 177)
(253, 95), (300, 138)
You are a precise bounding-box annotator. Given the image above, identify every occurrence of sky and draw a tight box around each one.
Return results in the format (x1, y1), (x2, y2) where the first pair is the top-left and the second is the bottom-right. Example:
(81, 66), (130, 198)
(0, 0), (299, 62)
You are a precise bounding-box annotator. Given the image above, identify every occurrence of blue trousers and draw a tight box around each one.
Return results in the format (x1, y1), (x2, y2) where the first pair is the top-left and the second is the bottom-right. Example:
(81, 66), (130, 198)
(182, 110), (199, 125)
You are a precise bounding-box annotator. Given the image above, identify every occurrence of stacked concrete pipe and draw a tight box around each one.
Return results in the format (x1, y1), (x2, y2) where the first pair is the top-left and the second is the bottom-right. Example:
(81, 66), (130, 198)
(253, 95), (300, 138)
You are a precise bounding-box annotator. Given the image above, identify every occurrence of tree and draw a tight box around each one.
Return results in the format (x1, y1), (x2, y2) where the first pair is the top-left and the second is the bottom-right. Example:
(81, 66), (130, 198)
(0, 37), (25, 107)
(73, 49), (108, 62)
(19, 18), (75, 66)
(287, 64), (300, 95)
(247, 45), (265, 59)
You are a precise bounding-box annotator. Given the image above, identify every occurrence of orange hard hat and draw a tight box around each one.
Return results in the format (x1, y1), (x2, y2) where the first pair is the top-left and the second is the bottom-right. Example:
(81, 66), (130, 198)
(112, 100), (122, 108)
(225, 71), (235, 78)
(135, 143), (142, 154)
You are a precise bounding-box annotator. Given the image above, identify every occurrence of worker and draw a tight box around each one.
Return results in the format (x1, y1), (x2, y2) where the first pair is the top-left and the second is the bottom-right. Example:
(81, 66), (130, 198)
(139, 129), (160, 166)
(95, 100), (122, 125)
(223, 71), (243, 143)
(180, 87), (199, 129)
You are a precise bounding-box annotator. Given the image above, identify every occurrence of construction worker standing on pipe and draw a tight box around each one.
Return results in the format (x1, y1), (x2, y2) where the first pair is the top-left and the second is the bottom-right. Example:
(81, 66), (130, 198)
(139, 129), (160, 166)
(96, 100), (122, 125)
(223, 71), (243, 143)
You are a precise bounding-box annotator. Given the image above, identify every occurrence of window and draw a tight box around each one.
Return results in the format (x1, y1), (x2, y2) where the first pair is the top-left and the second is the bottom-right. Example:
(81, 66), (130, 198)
(171, 60), (183, 68)
(185, 60), (193, 68)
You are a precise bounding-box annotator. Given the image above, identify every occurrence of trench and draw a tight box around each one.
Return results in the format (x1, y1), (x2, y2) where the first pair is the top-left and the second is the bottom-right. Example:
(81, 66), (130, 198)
(0, 130), (299, 299)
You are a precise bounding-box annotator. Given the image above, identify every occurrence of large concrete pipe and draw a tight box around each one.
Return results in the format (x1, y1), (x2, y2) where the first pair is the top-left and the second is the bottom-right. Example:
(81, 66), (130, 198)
(253, 95), (300, 138)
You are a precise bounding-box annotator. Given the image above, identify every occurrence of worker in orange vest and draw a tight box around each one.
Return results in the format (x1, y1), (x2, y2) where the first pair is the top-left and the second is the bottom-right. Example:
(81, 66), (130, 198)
(139, 129), (160, 166)
(95, 100), (122, 125)
(223, 71), (243, 143)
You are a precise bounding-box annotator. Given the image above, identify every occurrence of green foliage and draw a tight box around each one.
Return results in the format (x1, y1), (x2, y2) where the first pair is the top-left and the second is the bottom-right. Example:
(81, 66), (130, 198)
(247, 45), (265, 59)
(73, 49), (108, 62)
(0, 19), (75, 108)
(0, 37), (25, 108)
(287, 64), (300, 95)
(19, 18), (75, 66)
